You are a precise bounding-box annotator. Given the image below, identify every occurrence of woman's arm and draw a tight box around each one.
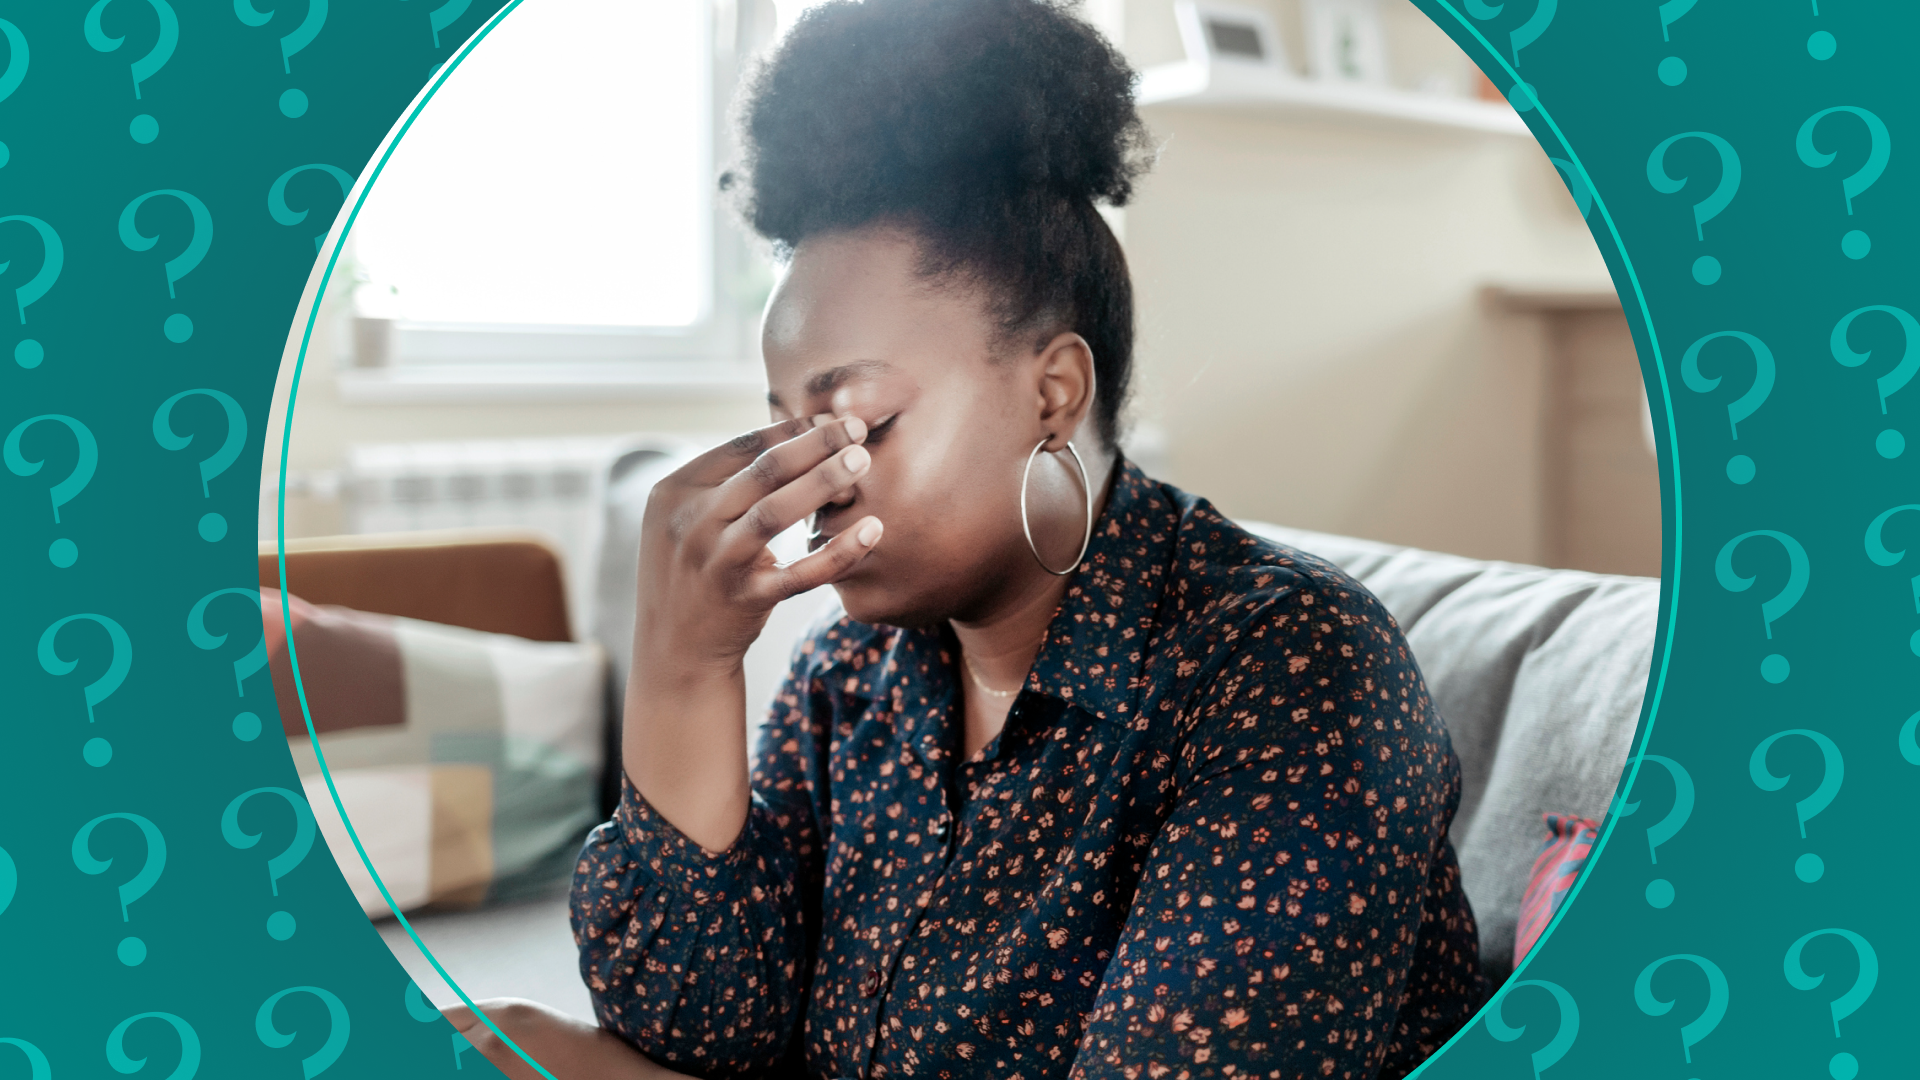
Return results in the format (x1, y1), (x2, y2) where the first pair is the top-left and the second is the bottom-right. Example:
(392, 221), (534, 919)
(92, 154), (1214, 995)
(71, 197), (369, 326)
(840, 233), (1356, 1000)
(563, 417), (869, 1075)
(624, 414), (876, 852)
(569, 628), (837, 1078)
(1067, 585), (1485, 1079)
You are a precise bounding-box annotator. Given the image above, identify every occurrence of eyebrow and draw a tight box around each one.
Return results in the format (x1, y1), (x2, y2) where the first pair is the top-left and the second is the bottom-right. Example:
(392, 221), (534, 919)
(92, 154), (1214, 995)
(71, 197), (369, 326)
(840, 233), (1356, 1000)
(767, 359), (893, 408)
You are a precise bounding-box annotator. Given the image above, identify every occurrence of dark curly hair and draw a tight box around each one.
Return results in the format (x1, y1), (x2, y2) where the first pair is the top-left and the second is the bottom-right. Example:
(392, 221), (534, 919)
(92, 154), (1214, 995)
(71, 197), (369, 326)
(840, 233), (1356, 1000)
(722, 0), (1155, 449)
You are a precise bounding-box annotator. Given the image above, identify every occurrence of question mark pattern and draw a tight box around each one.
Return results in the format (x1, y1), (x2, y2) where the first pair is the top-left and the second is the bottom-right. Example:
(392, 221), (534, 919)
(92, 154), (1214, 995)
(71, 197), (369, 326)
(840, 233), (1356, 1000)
(1749, 729), (1844, 883)
(1713, 529), (1810, 684)
(1402, 2), (1917, 1078)
(257, 985), (350, 1078)
(1, 0), (516, 1076)
(105, 1011), (200, 1080)
(5, 414), (96, 566)
(0, 214), (64, 368)
(235, 0), (329, 120)
(221, 785), (316, 941)
(153, 388), (248, 542)
(71, 812), (166, 967)
(1607, 753), (1693, 908)
(0, 1), (1912, 1079)
(1796, 106), (1889, 261)
(1679, 330), (1773, 484)
(1829, 304), (1919, 461)
(39, 612), (133, 765)
(1646, 130), (1740, 285)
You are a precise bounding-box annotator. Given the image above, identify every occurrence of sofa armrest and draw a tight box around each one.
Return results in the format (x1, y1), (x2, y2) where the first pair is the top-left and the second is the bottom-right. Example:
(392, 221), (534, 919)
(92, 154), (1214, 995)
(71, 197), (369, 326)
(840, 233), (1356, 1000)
(258, 527), (574, 643)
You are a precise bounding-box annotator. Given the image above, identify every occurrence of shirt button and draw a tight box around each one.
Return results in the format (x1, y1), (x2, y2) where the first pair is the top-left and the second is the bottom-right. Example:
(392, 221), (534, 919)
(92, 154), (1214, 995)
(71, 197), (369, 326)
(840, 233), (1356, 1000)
(931, 817), (949, 841)
(861, 968), (884, 998)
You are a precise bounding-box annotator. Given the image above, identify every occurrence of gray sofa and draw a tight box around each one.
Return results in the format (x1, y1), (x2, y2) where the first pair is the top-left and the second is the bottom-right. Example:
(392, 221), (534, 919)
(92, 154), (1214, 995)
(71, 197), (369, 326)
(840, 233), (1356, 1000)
(1238, 522), (1655, 985)
(381, 456), (1657, 1012)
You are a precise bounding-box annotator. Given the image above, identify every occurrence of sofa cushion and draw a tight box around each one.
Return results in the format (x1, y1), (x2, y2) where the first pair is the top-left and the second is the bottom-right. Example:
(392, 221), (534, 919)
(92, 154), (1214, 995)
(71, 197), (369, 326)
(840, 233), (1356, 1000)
(1239, 522), (1655, 984)
(265, 588), (606, 917)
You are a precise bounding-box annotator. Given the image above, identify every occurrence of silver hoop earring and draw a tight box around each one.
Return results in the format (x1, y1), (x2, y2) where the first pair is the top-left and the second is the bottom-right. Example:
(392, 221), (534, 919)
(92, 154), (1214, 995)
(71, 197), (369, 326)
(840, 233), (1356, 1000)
(1020, 438), (1093, 576)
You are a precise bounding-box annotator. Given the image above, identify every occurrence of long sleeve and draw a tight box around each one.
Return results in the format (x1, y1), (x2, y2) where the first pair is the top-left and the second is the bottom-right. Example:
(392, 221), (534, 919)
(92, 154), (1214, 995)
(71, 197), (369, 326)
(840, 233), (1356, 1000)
(1066, 583), (1488, 1080)
(569, 643), (834, 1078)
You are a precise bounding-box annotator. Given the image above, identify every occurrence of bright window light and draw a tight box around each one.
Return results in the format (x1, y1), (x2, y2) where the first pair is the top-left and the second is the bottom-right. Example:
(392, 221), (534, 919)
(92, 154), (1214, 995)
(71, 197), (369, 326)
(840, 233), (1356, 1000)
(772, 0), (833, 38)
(350, 0), (711, 329)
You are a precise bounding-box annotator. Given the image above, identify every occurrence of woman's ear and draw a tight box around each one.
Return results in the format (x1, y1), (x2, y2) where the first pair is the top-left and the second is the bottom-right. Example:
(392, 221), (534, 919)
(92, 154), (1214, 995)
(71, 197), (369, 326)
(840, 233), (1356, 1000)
(1033, 331), (1097, 451)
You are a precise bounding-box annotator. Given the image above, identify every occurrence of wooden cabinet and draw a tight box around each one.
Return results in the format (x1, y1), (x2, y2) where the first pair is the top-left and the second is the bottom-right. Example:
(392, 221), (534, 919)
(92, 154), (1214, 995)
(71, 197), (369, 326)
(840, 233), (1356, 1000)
(1487, 286), (1664, 579)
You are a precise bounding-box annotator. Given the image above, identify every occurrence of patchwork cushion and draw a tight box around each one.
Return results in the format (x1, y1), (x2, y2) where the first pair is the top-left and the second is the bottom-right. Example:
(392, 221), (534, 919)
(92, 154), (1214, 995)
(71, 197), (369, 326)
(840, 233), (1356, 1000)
(1513, 813), (1603, 967)
(263, 588), (606, 917)
(1239, 522), (1655, 986)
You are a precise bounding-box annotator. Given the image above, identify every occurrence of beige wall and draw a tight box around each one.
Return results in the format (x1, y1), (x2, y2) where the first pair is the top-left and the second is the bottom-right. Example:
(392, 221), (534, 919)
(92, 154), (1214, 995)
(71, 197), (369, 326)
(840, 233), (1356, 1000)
(266, 0), (1618, 568)
(1114, 0), (1614, 564)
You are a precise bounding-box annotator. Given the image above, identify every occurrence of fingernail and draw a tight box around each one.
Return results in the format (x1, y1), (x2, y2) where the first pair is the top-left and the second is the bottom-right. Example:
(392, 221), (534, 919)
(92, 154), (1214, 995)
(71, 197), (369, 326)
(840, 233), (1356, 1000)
(812, 413), (832, 428)
(844, 415), (867, 441)
(843, 445), (870, 472)
(857, 519), (883, 546)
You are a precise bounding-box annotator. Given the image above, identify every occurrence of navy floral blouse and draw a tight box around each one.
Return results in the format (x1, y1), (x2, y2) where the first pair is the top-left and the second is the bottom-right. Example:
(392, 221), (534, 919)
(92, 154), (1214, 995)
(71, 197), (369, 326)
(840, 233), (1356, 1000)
(571, 459), (1489, 1080)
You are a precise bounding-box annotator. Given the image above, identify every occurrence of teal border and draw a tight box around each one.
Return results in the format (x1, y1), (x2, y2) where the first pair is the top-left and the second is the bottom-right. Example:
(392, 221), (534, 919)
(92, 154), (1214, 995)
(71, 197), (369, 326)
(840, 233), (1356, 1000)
(270, 2), (558, 1077)
(1406, 2), (1684, 1071)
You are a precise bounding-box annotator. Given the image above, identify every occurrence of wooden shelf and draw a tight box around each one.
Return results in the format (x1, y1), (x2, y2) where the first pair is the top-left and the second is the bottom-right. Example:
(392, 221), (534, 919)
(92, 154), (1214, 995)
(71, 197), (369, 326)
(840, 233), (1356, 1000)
(1135, 61), (1531, 138)
(1481, 284), (1622, 313)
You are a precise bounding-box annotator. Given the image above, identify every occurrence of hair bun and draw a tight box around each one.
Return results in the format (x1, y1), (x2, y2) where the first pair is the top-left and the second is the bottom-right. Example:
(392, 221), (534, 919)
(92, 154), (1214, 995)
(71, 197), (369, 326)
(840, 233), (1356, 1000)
(734, 0), (1153, 246)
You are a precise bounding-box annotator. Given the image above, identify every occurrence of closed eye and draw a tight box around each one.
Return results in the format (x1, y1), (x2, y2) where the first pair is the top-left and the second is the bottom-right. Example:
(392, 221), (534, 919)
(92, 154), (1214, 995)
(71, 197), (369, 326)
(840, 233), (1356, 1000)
(864, 414), (900, 444)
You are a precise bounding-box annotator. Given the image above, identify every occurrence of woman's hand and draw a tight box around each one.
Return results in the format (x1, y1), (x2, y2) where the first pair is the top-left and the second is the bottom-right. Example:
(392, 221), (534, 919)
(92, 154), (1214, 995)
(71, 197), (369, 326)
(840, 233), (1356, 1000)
(625, 415), (883, 852)
(637, 413), (880, 673)
(441, 998), (693, 1080)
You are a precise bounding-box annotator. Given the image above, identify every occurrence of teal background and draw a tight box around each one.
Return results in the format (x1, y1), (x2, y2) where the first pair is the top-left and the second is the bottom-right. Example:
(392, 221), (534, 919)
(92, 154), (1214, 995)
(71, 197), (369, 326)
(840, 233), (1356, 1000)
(0, 0), (1911, 1077)
(1409, 2), (1913, 1078)
(0, 0), (517, 1076)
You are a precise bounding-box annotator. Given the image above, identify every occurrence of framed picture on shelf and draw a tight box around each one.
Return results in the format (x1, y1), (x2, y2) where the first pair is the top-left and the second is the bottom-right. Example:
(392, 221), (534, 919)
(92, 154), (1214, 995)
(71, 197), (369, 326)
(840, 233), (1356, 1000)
(1301, 0), (1392, 86)
(1173, 0), (1294, 78)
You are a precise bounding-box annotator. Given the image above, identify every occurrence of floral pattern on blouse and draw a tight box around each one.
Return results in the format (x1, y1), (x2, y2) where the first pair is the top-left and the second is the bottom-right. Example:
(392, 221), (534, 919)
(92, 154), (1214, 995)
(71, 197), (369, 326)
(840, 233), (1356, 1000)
(571, 458), (1489, 1080)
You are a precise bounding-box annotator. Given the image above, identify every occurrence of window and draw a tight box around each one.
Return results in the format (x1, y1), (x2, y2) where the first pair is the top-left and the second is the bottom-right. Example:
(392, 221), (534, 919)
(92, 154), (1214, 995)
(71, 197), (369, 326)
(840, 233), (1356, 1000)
(342, 0), (774, 386)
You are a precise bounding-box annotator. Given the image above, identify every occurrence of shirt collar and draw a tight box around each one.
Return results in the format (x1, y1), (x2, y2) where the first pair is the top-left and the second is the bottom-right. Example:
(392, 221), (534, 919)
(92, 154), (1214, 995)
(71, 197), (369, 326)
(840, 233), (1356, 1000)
(1021, 455), (1182, 722)
(866, 455), (1181, 762)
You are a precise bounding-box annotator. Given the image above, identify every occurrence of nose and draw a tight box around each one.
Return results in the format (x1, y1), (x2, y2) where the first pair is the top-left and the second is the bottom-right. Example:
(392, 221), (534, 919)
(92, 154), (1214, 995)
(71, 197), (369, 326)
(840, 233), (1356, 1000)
(809, 488), (856, 540)
(820, 474), (859, 511)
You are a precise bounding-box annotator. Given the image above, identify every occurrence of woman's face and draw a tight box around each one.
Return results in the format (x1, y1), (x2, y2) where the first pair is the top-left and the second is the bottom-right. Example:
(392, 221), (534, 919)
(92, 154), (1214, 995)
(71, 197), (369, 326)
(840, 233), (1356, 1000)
(761, 225), (1094, 628)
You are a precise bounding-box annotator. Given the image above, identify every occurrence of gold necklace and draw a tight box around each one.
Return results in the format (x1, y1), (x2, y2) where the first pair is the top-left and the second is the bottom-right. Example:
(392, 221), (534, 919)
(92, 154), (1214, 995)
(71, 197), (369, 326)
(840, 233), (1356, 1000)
(960, 639), (1043, 699)
(962, 652), (1018, 698)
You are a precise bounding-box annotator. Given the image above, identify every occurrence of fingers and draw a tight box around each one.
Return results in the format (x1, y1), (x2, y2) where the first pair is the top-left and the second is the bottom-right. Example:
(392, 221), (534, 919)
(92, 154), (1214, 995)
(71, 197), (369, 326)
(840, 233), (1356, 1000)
(708, 414), (867, 524)
(676, 415), (820, 487)
(711, 435), (872, 564)
(744, 515), (884, 605)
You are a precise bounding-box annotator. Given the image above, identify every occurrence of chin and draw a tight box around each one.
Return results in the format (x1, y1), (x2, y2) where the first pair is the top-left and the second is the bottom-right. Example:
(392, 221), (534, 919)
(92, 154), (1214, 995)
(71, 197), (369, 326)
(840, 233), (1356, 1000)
(830, 570), (948, 630)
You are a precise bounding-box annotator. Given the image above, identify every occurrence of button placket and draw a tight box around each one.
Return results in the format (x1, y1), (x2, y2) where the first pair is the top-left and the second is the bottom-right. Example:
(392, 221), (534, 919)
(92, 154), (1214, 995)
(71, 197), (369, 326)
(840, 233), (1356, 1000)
(855, 785), (963, 1078)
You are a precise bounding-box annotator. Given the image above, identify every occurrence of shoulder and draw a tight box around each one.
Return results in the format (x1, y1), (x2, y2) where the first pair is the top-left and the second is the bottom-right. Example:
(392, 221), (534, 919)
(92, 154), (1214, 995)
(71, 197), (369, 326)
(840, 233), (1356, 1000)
(1151, 491), (1457, 804)
(1157, 487), (1407, 661)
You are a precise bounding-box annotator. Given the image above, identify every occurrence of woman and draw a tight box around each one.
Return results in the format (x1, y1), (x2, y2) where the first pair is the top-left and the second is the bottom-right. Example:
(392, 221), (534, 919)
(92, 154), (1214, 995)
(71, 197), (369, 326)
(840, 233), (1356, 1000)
(446, 0), (1488, 1076)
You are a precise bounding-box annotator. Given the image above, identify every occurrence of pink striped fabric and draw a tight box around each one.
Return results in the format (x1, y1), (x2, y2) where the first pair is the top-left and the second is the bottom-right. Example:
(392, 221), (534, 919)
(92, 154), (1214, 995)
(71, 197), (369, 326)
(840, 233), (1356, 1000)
(1512, 812), (1603, 967)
